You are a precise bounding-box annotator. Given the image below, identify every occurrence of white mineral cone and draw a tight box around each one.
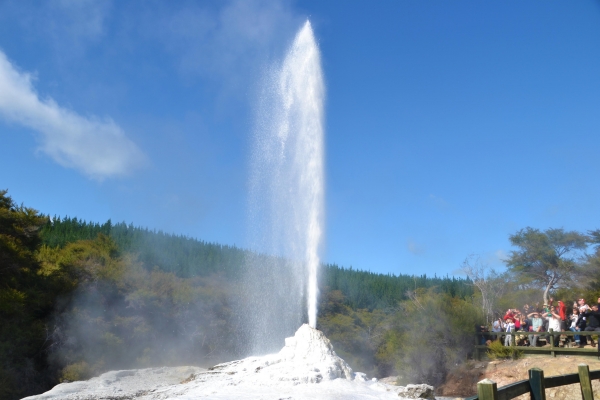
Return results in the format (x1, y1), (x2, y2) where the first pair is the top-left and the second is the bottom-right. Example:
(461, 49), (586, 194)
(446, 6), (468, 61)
(208, 324), (353, 384)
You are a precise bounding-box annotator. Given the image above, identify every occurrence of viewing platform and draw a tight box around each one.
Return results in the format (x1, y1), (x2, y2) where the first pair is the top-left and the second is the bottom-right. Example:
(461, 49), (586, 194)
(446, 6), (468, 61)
(475, 330), (600, 360)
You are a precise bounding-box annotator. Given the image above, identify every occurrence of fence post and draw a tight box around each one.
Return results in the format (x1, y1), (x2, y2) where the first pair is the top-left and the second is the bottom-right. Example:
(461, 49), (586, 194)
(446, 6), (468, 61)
(578, 364), (594, 400)
(477, 378), (498, 400)
(529, 368), (546, 400)
(549, 329), (555, 357)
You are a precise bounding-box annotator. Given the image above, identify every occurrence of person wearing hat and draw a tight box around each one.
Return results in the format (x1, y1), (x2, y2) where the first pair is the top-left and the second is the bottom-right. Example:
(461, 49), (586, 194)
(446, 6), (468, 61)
(528, 311), (544, 347)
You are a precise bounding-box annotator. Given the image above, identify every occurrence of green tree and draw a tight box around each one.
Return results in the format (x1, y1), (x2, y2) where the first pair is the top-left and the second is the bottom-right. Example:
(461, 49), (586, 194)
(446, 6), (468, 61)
(0, 190), (53, 399)
(506, 227), (589, 305)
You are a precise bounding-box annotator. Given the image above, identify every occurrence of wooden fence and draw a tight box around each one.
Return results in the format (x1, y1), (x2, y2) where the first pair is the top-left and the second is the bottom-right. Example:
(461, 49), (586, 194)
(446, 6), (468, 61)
(475, 330), (600, 360)
(466, 364), (599, 400)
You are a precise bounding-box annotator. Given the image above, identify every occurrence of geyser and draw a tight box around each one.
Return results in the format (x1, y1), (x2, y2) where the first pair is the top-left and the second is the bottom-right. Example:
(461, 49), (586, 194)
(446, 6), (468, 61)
(244, 20), (325, 354)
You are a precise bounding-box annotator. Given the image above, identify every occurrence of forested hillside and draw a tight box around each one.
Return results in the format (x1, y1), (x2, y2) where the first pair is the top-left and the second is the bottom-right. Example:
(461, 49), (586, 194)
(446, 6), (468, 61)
(40, 216), (473, 310)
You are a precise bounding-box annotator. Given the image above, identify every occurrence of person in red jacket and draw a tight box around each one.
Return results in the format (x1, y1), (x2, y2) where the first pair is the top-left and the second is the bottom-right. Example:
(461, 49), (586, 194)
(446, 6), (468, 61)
(504, 309), (516, 321)
(558, 300), (567, 331)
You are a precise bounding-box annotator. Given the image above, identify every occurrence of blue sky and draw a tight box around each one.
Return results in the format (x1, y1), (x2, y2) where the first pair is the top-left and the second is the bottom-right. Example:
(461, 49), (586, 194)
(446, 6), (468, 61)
(1, 1), (599, 277)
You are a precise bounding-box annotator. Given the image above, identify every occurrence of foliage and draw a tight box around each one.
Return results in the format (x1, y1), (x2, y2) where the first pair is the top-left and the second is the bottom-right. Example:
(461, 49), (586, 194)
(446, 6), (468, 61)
(0, 190), (55, 400)
(393, 289), (483, 387)
(486, 340), (523, 360)
(318, 290), (392, 376)
(506, 227), (589, 305)
(42, 237), (238, 381)
(323, 264), (473, 310)
(40, 217), (248, 278)
(60, 362), (91, 382)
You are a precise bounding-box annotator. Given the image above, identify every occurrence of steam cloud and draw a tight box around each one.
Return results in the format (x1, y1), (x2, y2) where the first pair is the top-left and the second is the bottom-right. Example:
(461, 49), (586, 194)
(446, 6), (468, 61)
(0, 50), (146, 180)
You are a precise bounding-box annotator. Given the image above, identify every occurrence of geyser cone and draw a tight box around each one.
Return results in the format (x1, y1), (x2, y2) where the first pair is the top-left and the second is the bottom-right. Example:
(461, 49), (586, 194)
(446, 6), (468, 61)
(243, 20), (325, 355)
(210, 324), (353, 384)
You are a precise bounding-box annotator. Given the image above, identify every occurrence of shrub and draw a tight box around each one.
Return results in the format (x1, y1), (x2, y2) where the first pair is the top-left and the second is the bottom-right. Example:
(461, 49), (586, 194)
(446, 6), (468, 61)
(60, 362), (91, 382)
(487, 339), (522, 360)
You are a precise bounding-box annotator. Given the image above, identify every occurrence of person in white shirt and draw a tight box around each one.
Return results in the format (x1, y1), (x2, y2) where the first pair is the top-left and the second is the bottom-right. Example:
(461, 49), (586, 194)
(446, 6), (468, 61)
(504, 318), (515, 346)
(492, 318), (503, 342)
(545, 307), (562, 346)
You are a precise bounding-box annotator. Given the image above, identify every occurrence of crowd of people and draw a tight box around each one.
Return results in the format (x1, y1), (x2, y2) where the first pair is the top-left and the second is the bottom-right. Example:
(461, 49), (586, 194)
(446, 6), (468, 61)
(477, 297), (600, 348)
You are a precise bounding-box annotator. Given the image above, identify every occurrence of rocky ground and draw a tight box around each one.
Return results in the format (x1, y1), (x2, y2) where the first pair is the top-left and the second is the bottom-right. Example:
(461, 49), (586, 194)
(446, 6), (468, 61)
(437, 355), (600, 399)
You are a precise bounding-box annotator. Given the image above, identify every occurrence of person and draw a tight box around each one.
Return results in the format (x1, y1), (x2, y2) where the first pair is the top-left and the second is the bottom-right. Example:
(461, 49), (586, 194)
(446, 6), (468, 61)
(504, 317), (516, 346)
(519, 314), (530, 333)
(576, 302), (588, 346)
(558, 300), (567, 330)
(569, 308), (582, 347)
(545, 306), (562, 347)
(475, 324), (488, 345)
(492, 318), (503, 342)
(503, 309), (516, 322)
(514, 311), (522, 331)
(515, 315), (529, 346)
(582, 299), (600, 347)
(528, 311), (543, 347)
(578, 297), (591, 313)
(557, 300), (568, 346)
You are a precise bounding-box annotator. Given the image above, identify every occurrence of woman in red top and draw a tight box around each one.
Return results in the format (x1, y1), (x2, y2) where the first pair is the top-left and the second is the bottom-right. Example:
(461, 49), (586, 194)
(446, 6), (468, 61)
(558, 300), (567, 331)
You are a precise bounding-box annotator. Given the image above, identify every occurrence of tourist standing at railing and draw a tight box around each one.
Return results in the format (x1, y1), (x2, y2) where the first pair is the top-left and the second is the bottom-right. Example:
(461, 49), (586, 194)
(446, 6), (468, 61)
(492, 318), (503, 341)
(577, 302), (589, 346)
(545, 307), (562, 347)
(519, 314), (530, 332)
(528, 311), (543, 347)
(558, 300), (567, 331)
(504, 317), (515, 346)
(578, 297), (591, 313)
(503, 309), (516, 322)
(570, 308), (583, 347)
(514, 311), (521, 330)
(582, 299), (600, 347)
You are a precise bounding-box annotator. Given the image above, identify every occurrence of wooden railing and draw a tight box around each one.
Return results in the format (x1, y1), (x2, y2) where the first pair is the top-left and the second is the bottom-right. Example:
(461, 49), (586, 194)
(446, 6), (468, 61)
(466, 364), (599, 400)
(475, 330), (600, 360)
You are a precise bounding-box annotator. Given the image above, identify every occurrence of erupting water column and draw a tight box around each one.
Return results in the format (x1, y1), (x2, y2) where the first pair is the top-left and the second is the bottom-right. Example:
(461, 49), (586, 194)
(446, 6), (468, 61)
(244, 20), (324, 354)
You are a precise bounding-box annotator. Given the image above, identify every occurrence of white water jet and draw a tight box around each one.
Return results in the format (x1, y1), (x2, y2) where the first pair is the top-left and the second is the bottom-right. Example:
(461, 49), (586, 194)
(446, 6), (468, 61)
(244, 20), (324, 354)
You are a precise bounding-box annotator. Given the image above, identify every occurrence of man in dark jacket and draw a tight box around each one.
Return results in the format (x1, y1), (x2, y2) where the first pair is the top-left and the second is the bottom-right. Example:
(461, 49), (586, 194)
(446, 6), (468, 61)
(583, 298), (600, 346)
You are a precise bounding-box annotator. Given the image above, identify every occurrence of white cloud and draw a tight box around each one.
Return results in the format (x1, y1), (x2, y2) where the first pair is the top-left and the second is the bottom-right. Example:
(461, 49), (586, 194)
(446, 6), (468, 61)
(0, 50), (146, 180)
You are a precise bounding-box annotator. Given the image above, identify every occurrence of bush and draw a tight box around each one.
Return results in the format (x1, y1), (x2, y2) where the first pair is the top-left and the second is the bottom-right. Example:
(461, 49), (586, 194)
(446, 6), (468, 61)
(61, 362), (91, 382)
(487, 339), (522, 360)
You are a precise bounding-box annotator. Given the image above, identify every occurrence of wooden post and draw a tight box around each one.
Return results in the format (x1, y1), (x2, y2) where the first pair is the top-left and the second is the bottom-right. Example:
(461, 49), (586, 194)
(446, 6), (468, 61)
(475, 333), (480, 361)
(549, 329), (555, 357)
(578, 364), (594, 400)
(529, 368), (546, 400)
(477, 378), (498, 400)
